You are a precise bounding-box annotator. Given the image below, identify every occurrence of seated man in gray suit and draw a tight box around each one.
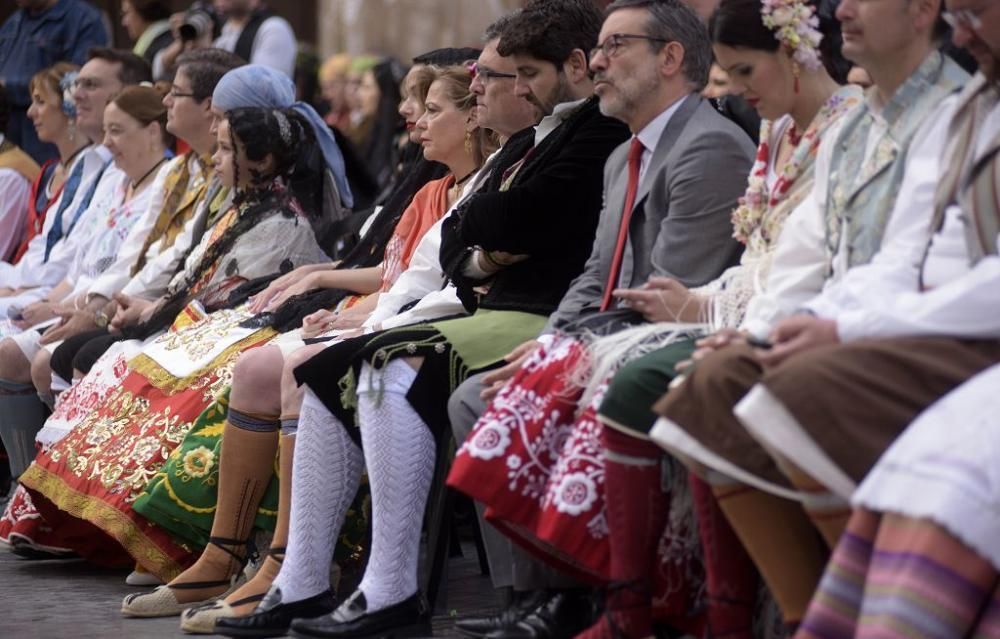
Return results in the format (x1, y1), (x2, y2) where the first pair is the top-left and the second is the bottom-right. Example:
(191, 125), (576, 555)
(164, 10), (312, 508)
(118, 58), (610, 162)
(447, 1), (754, 638)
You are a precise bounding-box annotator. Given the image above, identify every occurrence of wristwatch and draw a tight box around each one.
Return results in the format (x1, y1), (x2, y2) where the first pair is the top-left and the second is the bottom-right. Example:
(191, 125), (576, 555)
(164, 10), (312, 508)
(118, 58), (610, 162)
(94, 309), (110, 329)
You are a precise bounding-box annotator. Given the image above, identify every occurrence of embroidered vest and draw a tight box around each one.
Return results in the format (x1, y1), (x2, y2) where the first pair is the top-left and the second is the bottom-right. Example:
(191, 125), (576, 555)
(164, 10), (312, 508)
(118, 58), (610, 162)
(131, 153), (213, 274)
(823, 51), (968, 272)
(924, 75), (1000, 277)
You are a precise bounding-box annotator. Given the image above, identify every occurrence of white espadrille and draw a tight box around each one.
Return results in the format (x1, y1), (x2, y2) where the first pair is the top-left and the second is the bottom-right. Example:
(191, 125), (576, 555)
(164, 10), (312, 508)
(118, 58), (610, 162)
(179, 599), (238, 634)
(120, 573), (246, 618)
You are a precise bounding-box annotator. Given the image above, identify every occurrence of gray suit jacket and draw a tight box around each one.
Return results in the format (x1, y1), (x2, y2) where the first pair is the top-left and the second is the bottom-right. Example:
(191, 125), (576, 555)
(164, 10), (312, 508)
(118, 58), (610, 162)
(546, 94), (755, 332)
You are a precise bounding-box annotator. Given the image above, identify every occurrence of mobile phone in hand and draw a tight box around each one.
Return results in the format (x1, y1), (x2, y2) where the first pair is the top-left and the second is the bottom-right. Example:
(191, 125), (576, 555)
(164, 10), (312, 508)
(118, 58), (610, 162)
(745, 336), (773, 350)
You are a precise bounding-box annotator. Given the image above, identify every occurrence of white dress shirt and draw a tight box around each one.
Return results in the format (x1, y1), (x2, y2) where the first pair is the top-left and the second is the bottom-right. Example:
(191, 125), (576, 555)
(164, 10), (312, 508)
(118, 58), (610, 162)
(824, 96), (1000, 341)
(741, 94), (961, 338)
(634, 95), (688, 184)
(0, 145), (117, 292)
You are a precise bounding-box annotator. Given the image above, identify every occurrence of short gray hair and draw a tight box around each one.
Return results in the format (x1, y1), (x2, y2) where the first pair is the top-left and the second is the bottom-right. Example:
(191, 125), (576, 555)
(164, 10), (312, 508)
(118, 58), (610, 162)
(605, 0), (712, 91)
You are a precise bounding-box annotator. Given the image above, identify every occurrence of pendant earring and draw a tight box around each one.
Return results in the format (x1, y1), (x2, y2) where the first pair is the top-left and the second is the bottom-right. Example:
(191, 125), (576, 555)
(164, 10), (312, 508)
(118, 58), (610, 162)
(464, 130), (473, 156)
(793, 60), (801, 94)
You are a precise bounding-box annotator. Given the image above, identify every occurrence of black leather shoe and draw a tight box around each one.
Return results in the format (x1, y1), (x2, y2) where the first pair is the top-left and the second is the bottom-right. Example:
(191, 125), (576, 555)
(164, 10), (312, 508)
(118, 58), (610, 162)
(214, 587), (335, 638)
(455, 590), (550, 638)
(483, 591), (594, 639)
(9, 543), (78, 560)
(290, 589), (431, 639)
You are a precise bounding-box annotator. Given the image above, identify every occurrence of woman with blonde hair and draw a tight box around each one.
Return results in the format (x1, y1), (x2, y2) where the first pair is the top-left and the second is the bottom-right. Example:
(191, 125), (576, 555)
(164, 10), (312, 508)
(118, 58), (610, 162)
(319, 53), (353, 131)
(3, 63), (87, 265)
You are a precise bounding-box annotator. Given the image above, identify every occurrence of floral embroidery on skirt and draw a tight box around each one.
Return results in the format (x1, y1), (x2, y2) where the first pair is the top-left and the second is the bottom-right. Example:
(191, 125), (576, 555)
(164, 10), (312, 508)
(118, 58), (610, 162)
(448, 335), (704, 622)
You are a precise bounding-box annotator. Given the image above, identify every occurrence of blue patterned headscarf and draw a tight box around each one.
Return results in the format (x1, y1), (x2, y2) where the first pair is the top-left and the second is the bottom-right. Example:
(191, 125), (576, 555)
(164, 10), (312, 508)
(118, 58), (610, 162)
(213, 64), (353, 207)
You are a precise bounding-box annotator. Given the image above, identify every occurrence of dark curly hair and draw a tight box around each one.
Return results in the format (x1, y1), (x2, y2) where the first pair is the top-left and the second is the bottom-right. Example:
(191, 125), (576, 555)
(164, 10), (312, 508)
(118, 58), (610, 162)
(227, 106), (309, 191)
(497, 0), (604, 67)
(125, 107), (313, 338)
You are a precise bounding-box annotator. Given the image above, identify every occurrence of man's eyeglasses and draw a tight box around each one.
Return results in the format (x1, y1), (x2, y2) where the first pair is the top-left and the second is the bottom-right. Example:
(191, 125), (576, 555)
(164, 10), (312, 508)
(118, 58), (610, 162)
(72, 77), (102, 92)
(169, 87), (197, 99)
(468, 62), (517, 84)
(590, 33), (670, 60)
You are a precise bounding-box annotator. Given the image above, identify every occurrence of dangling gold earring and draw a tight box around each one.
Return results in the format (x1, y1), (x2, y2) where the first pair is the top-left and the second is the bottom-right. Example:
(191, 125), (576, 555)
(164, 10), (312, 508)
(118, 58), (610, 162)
(464, 130), (473, 155)
(792, 60), (801, 95)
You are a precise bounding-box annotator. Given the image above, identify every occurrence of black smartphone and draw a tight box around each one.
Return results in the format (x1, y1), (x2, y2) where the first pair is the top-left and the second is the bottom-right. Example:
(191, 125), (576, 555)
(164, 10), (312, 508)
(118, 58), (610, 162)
(745, 336), (773, 350)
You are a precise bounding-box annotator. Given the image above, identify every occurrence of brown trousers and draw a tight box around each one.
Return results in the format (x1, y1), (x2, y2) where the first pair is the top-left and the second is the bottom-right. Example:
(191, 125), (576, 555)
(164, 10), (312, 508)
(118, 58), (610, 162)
(656, 336), (1000, 485)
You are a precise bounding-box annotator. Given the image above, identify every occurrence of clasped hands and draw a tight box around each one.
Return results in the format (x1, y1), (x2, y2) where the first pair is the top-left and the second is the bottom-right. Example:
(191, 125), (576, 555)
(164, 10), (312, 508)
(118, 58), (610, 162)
(37, 293), (160, 345)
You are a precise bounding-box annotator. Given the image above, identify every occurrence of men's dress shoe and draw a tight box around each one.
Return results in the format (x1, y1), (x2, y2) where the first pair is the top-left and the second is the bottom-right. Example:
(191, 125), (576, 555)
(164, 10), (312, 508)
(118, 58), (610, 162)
(483, 591), (594, 639)
(455, 590), (550, 638)
(214, 587), (335, 638)
(290, 589), (431, 639)
(9, 543), (78, 560)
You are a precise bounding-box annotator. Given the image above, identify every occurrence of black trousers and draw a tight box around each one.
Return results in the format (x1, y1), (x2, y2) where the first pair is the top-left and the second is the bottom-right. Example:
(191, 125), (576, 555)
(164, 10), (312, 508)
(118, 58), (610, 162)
(49, 329), (123, 382)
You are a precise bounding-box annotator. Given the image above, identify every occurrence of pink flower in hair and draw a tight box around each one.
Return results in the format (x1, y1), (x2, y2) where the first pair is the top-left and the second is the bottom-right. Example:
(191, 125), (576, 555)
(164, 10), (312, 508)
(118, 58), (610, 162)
(761, 0), (824, 71)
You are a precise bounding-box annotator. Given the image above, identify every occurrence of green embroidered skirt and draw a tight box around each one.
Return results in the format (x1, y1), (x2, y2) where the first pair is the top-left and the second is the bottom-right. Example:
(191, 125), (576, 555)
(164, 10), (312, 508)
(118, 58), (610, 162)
(132, 388), (371, 572)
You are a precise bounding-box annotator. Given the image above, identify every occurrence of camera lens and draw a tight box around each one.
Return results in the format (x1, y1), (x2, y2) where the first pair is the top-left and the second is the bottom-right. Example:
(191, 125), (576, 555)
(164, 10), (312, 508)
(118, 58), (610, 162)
(179, 10), (213, 42)
(178, 23), (197, 41)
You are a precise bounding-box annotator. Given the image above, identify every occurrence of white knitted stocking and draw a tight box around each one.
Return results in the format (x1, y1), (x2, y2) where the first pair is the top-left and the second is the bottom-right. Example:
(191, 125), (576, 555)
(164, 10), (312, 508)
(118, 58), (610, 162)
(272, 389), (363, 603)
(356, 360), (436, 611)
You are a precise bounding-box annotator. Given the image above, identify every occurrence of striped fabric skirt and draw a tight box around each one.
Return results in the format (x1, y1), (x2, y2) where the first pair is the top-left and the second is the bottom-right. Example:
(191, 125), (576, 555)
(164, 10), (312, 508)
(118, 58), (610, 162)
(796, 509), (1000, 639)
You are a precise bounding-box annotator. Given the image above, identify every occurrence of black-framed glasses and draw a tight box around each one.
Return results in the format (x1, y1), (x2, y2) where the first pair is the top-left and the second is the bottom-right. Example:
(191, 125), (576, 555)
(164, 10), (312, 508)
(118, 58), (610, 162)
(590, 33), (670, 60)
(169, 86), (197, 99)
(468, 62), (517, 84)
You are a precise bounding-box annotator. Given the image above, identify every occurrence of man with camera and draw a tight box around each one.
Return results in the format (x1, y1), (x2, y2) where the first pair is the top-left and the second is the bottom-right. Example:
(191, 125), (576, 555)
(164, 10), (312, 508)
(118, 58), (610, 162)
(154, 1), (295, 81)
(212, 0), (296, 76)
(156, 0), (295, 81)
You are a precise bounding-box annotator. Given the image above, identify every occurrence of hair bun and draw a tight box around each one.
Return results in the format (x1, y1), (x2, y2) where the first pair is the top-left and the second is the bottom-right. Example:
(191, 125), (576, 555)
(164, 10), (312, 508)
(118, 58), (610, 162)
(152, 80), (172, 100)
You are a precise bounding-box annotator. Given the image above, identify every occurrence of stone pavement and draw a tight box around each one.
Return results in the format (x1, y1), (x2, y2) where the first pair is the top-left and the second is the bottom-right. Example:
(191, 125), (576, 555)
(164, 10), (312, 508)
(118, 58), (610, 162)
(0, 544), (500, 639)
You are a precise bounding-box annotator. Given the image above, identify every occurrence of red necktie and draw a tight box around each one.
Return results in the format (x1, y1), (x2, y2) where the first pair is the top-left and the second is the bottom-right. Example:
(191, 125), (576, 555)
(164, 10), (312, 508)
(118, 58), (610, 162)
(600, 138), (645, 311)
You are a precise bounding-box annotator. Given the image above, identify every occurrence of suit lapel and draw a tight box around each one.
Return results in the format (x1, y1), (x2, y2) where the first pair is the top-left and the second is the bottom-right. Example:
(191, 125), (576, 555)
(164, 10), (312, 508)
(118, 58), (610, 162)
(632, 95), (700, 208)
(617, 95), (701, 288)
(607, 153), (629, 225)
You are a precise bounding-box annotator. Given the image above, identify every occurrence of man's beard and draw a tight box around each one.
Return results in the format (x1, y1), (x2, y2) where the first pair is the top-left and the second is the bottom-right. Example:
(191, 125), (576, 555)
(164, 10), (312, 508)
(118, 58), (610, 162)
(530, 73), (573, 116)
(597, 71), (659, 122)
